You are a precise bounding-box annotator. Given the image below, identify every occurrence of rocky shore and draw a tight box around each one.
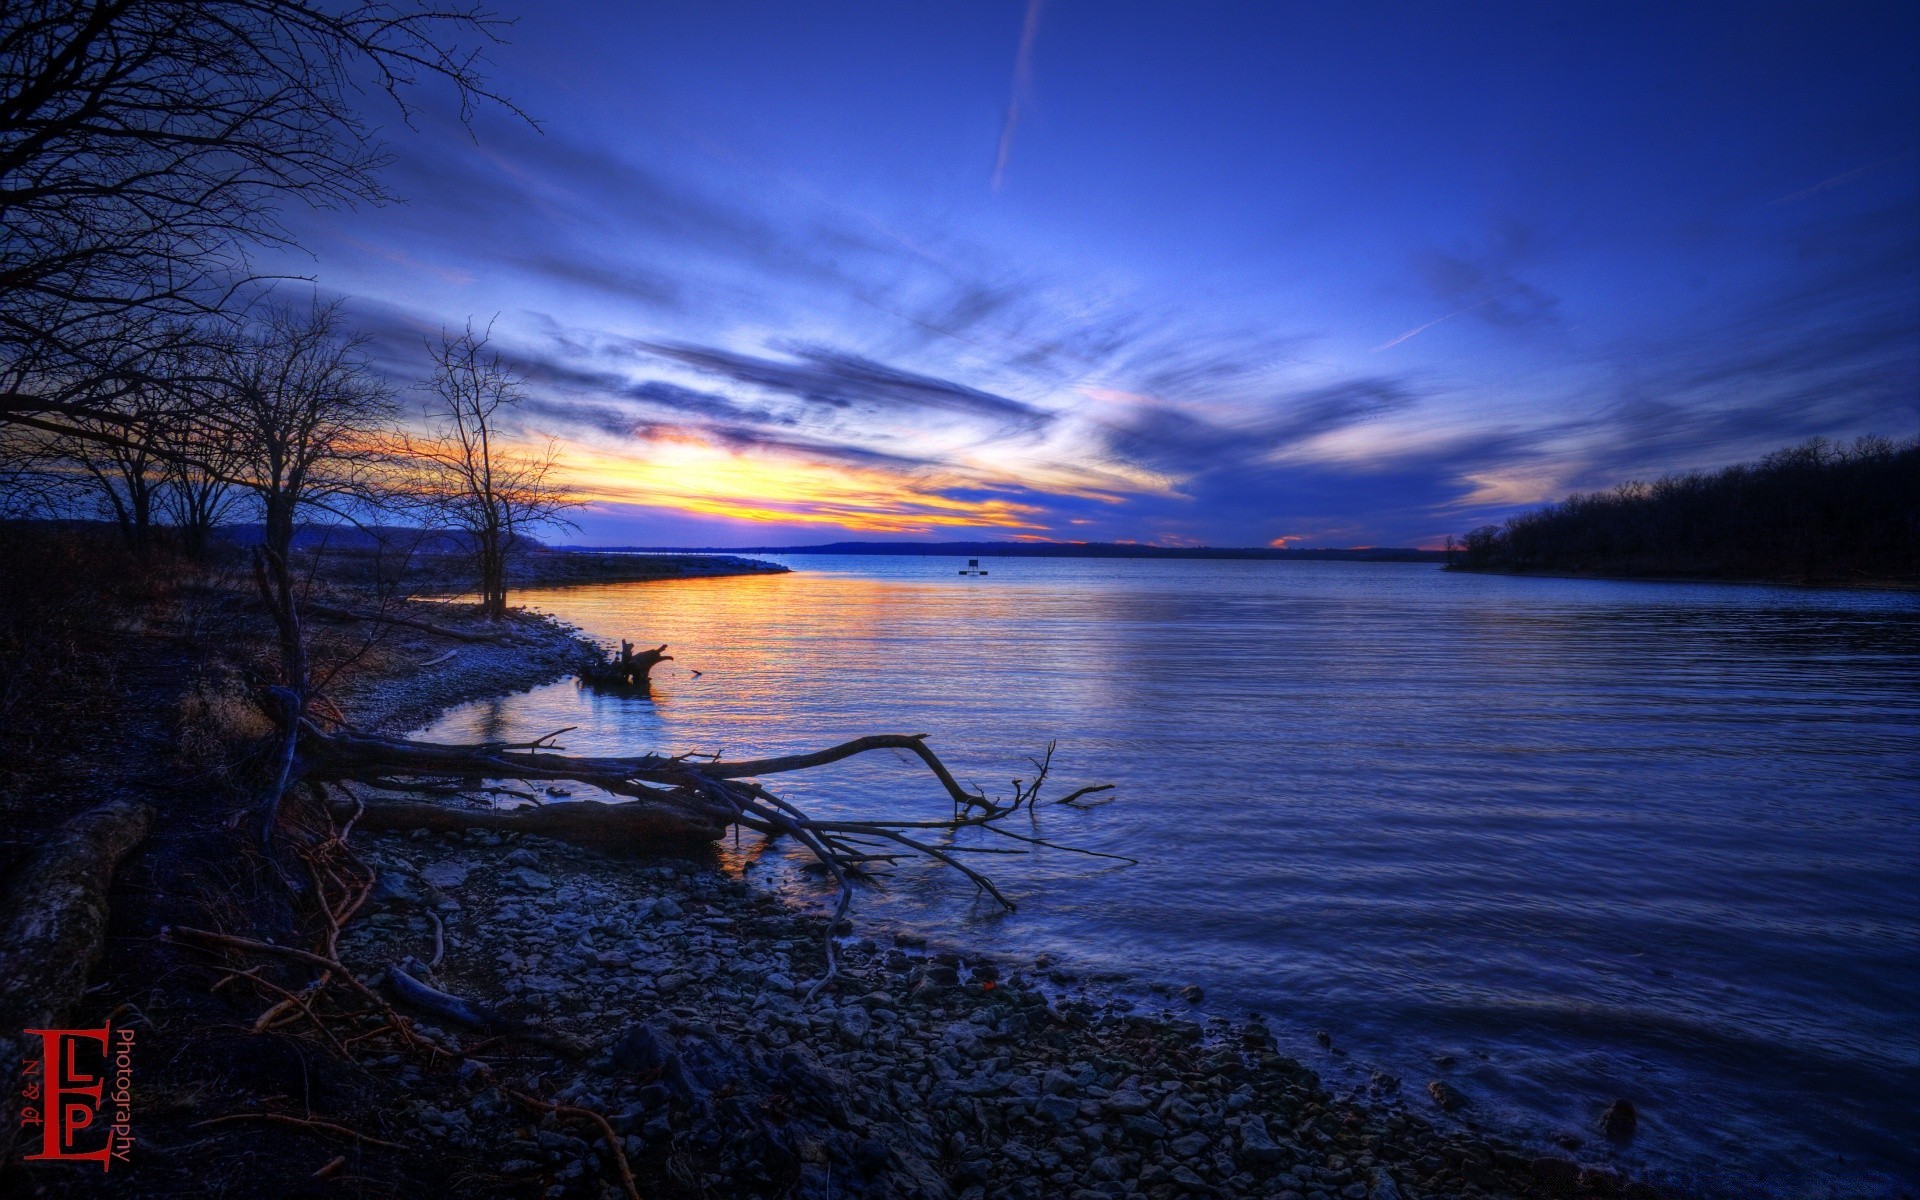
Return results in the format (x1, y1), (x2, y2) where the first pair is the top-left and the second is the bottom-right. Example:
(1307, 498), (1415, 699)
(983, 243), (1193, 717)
(339, 824), (1663, 1200)
(317, 608), (1672, 1200)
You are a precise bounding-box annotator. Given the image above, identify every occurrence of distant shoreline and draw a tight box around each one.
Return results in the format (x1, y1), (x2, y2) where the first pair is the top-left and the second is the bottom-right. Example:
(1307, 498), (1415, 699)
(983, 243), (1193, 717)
(1446, 564), (1920, 592)
(563, 539), (1450, 564)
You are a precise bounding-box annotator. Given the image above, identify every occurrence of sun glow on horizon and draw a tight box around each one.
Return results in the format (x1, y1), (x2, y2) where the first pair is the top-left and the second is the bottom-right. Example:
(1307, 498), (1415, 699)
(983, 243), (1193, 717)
(551, 433), (1052, 534)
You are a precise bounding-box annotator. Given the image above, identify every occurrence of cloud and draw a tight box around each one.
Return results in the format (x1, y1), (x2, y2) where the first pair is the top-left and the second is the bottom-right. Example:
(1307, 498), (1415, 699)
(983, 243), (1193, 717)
(1421, 222), (1562, 331)
(1099, 377), (1424, 477)
(992, 0), (1046, 191)
(639, 341), (1056, 431)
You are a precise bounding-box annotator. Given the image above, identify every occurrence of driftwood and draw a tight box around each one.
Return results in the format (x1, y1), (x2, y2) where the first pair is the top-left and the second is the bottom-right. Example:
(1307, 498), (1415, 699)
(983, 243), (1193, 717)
(580, 640), (671, 689)
(303, 723), (1118, 993)
(345, 793), (725, 848)
(0, 800), (154, 1163)
(307, 601), (517, 645)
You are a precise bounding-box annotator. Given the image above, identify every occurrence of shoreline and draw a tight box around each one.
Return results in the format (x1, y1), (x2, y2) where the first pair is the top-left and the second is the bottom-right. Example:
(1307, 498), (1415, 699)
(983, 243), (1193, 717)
(293, 547), (791, 601)
(331, 605), (1709, 1200)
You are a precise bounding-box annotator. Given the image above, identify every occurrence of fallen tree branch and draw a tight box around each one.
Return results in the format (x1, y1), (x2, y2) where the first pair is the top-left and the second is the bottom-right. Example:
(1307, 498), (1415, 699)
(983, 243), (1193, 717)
(305, 724), (1116, 993)
(306, 602), (518, 645)
(342, 794), (727, 848)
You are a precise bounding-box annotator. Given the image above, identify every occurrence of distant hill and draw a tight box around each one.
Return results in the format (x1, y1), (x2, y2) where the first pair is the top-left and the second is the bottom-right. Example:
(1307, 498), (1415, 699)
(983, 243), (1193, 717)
(561, 539), (1449, 563)
(1452, 436), (1919, 586)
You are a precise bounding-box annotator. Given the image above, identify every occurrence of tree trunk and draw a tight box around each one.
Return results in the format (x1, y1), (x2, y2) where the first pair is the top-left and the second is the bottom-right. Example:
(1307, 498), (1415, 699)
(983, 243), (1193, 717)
(338, 794), (725, 849)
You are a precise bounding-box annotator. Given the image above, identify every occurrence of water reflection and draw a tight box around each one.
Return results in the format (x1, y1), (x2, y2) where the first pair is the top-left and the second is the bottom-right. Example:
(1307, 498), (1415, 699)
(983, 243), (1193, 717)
(418, 559), (1920, 1195)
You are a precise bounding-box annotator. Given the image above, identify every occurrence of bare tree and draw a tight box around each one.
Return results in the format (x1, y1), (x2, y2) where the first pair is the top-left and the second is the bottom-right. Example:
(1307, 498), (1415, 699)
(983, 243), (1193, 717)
(52, 376), (179, 551)
(156, 384), (247, 559)
(219, 300), (393, 689)
(407, 323), (578, 619)
(0, 0), (519, 442)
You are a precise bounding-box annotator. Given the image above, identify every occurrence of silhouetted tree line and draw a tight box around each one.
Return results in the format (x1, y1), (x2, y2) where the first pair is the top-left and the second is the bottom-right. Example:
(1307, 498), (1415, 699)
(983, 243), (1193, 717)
(0, 2), (576, 619)
(1455, 437), (1920, 582)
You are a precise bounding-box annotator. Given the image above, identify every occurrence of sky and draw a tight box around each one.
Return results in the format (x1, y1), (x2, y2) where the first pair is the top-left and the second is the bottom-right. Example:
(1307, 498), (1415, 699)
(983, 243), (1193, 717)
(273, 1), (1919, 548)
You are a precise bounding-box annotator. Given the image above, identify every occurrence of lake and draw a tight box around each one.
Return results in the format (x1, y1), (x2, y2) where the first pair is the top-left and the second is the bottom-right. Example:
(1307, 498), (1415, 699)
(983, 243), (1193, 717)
(417, 556), (1920, 1196)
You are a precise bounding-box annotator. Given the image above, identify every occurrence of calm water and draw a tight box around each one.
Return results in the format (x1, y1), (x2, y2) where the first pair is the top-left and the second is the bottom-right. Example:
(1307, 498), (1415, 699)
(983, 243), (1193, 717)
(419, 557), (1920, 1196)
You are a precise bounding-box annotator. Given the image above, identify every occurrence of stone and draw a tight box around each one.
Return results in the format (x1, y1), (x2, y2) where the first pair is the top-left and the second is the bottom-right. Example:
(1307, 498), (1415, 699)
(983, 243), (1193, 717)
(1041, 1067), (1078, 1096)
(836, 1007), (872, 1047)
(1169, 1132), (1209, 1158)
(371, 869), (422, 906)
(1598, 1098), (1637, 1141)
(1122, 1115), (1167, 1140)
(654, 972), (690, 996)
(419, 862), (469, 889)
(508, 867), (553, 892)
(1036, 1095), (1080, 1124)
(1426, 1080), (1470, 1112)
(1106, 1089), (1151, 1115)
(1237, 1113), (1287, 1166)
(1179, 984), (1205, 1004)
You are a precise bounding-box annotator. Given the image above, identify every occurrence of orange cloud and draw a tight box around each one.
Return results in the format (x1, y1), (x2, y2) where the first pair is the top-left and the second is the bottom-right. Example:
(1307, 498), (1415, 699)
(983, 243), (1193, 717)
(554, 433), (1047, 534)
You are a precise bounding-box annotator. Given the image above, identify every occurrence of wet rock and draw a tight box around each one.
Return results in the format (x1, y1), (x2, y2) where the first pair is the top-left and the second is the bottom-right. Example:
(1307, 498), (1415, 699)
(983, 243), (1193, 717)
(1040, 1068), (1077, 1096)
(1314, 1029), (1332, 1048)
(1426, 1080), (1470, 1112)
(652, 896), (684, 919)
(1179, 984), (1205, 1004)
(1035, 1095), (1079, 1124)
(1599, 1098), (1637, 1141)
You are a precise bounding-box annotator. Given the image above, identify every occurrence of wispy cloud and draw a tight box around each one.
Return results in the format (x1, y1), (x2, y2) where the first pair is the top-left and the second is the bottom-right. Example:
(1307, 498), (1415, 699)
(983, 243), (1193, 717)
(992, 0), (1045, 192)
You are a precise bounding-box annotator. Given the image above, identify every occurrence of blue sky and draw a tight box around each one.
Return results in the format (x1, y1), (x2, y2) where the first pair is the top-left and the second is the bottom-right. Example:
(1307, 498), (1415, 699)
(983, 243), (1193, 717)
(278, 1), (1918, 547)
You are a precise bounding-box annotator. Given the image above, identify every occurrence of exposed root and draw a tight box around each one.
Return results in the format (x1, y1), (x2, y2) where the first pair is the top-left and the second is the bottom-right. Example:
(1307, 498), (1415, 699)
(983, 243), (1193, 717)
(192, 1111), (404, 1149)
